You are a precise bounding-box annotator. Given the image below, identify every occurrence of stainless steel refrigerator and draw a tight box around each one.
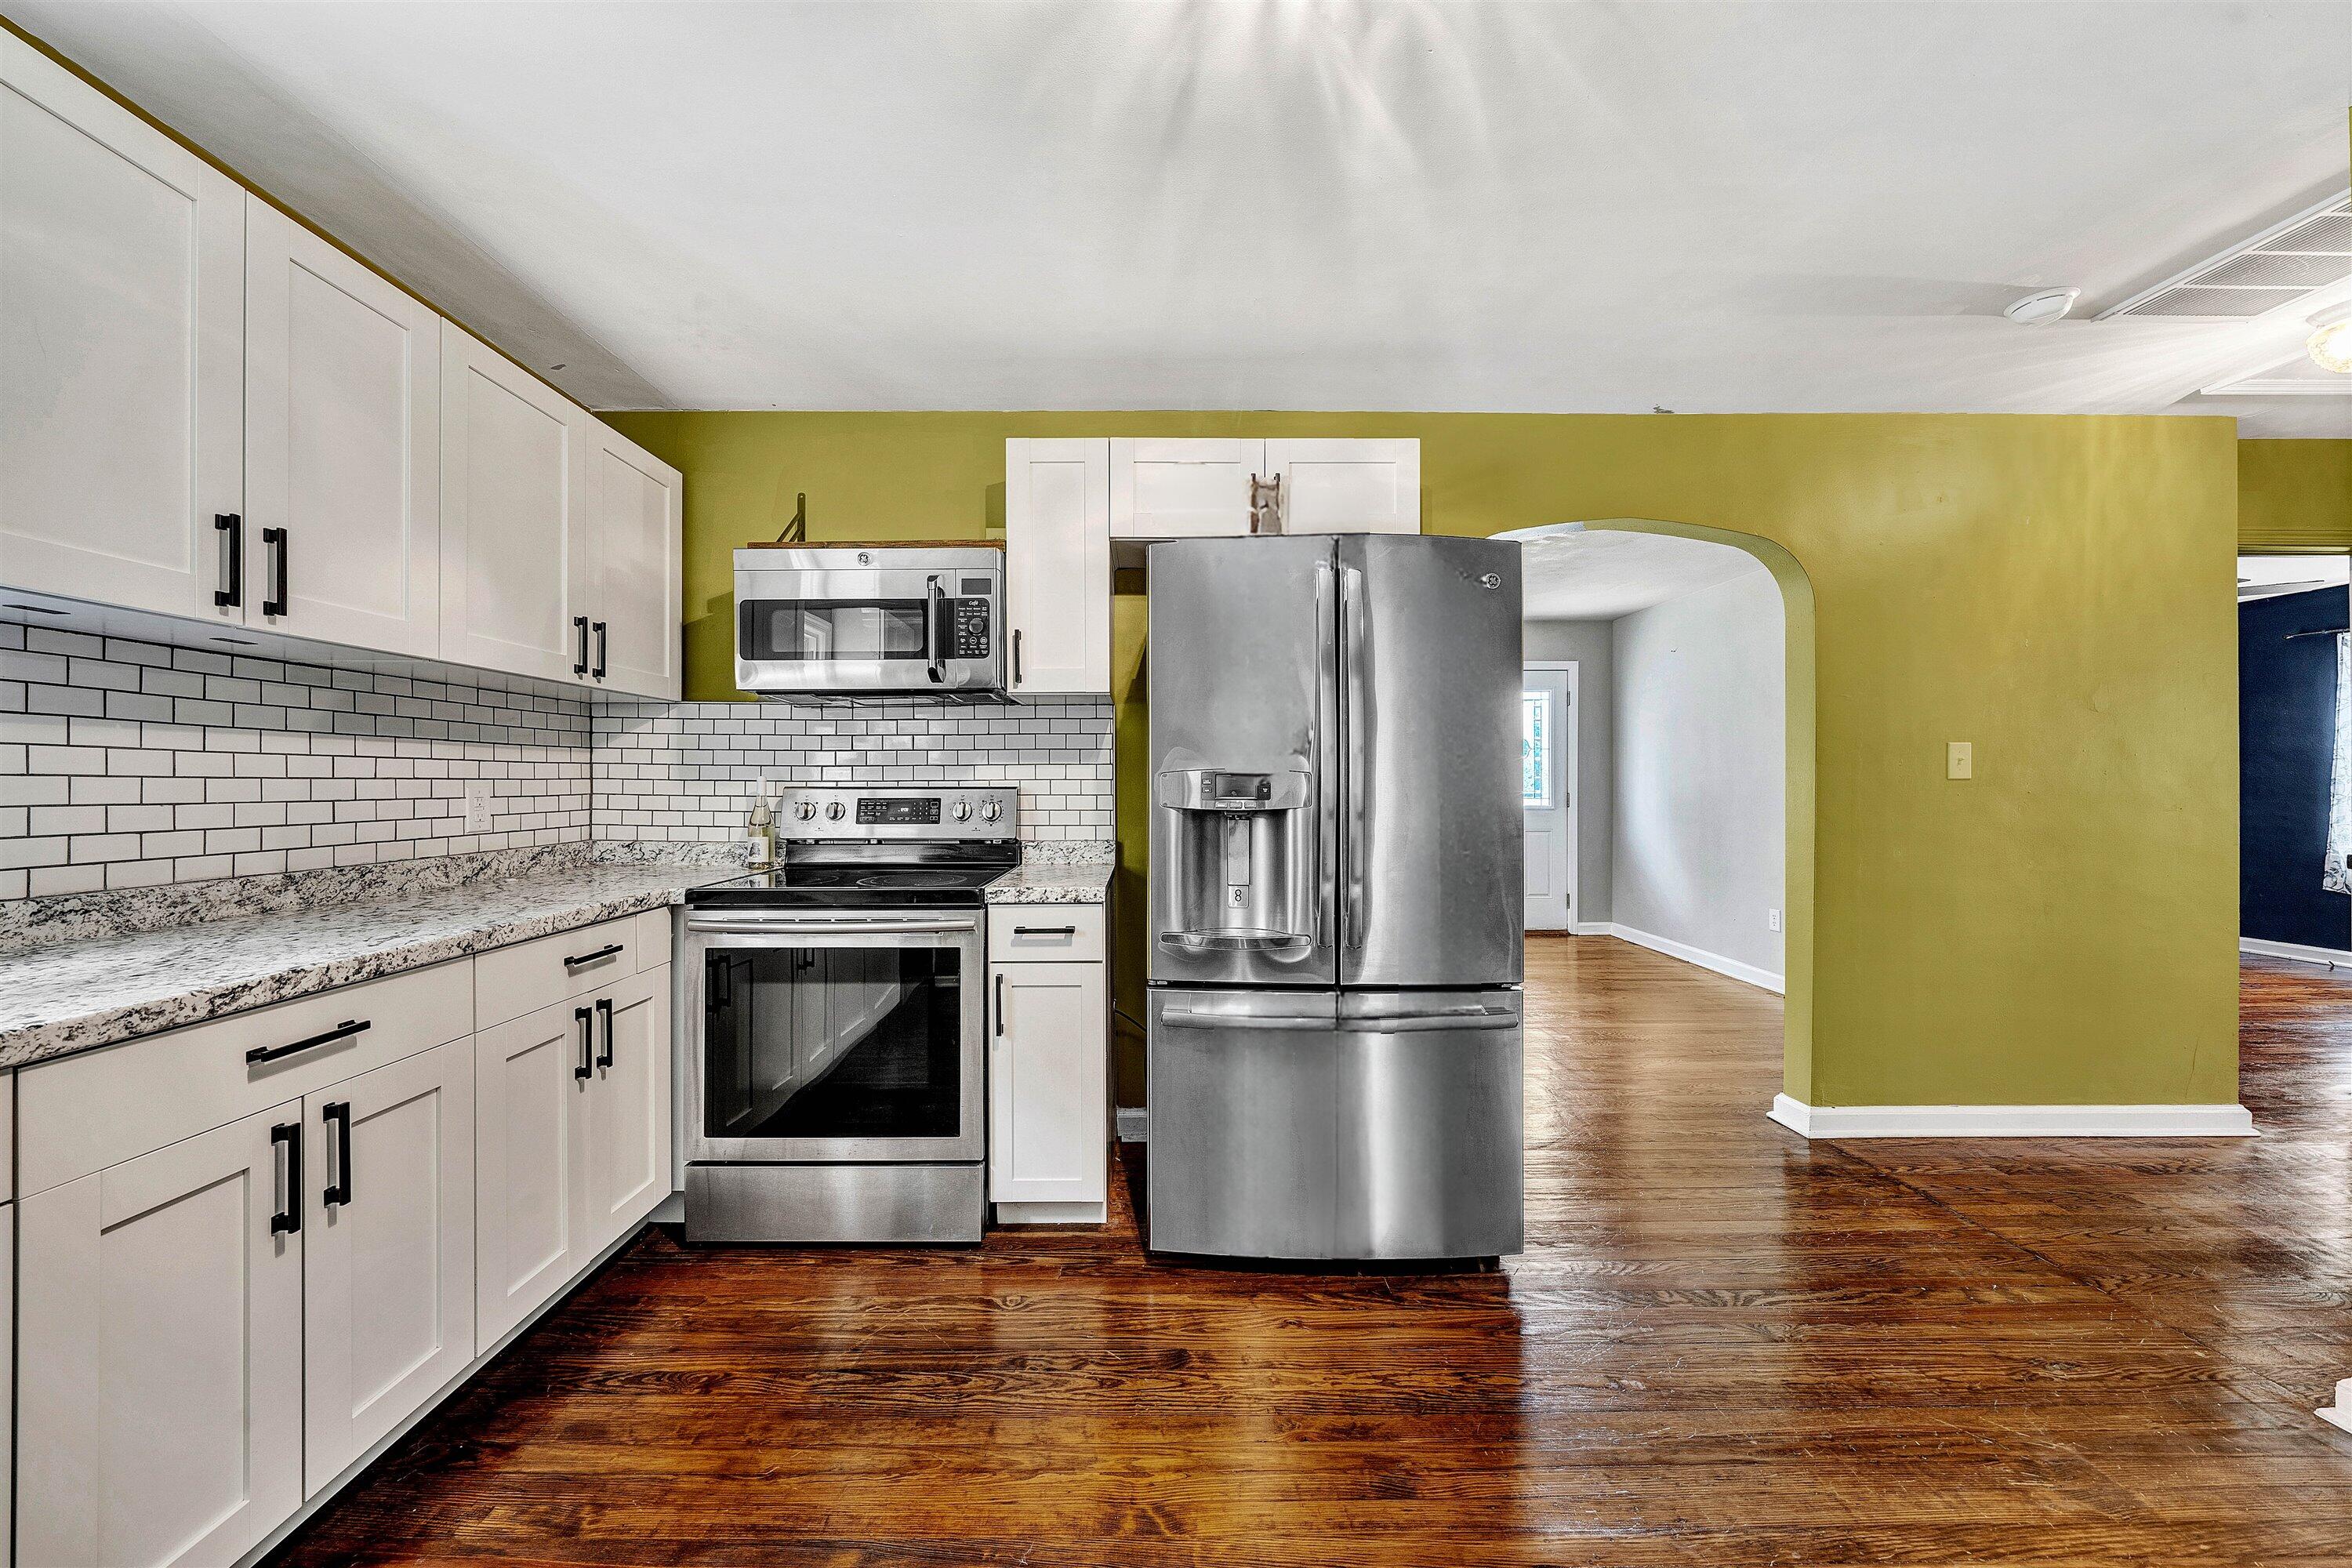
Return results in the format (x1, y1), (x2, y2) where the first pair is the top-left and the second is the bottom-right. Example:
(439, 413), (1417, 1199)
(1145, 534), (1525, 1261)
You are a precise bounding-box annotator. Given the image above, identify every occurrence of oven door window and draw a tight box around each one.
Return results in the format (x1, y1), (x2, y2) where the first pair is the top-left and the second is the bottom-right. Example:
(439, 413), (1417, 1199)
(702, 946), (964, 1142)
(740, 600), (927, 662)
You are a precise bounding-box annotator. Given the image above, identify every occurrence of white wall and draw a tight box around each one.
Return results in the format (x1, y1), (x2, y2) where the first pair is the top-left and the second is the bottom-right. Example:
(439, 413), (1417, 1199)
(1610, 568), (1785, 980)
(1523, 619), (1612, 924)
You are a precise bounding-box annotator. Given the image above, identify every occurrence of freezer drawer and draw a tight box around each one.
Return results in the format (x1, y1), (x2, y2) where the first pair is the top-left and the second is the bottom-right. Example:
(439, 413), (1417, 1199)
(1145, 988), (1524, 1261)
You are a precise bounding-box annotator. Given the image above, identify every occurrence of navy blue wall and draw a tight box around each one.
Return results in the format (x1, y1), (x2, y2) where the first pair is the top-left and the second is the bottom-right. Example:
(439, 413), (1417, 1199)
(2241, 585), (2349, 951)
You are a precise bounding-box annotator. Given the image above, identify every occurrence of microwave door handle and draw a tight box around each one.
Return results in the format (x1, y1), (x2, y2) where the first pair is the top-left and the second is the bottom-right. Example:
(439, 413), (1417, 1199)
(926, 576), (946, 684)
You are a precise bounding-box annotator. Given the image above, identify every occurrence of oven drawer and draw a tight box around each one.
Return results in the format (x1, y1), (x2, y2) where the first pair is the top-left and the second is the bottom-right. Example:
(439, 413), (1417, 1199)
(989, 906), (1105, 964)
(476, 915), (641, 1032)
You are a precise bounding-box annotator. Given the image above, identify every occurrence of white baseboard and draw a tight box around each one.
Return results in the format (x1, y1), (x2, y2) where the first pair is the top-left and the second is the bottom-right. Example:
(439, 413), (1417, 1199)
(1116, 1105), (1149, 1142)
(1571, 920), (1613, 937)
(995, 1200), (1107, 1225)
(1769, 1092), (2256, 1139)
(2241, 936), (2352, 967)
(1610, 924), (1785, 994)
(2320, 1379), (2352, 1436)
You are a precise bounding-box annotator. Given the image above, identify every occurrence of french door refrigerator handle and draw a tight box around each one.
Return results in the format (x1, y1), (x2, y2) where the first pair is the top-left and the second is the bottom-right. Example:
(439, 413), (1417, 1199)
(1313, 558), (1337, 952)
(1340, 562), (1368, 952)
(1160, 1005), (1516, 1033)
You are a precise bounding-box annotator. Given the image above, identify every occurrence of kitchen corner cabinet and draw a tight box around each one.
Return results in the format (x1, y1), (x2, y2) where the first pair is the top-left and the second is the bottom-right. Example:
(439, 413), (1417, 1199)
(244, 198), (442, 657)
(1004, 438), (1112, 698)
(0, 34), (245, 624)
(988, 908), (1109, 1220)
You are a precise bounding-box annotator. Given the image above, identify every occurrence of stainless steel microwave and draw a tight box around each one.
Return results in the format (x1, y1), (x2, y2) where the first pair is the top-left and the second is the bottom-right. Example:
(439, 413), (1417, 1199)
(734, 546), (1007, 703)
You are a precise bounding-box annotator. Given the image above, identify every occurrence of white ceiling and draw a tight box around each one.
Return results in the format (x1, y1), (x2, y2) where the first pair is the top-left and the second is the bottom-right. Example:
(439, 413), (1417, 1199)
(11, 1), (2350, 432)
(1511, 527), (1766, 622)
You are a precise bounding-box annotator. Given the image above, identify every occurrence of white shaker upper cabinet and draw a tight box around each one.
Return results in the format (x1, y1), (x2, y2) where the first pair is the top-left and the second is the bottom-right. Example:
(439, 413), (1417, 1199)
(245, 198), (441, 657)
(582, 419), (683, 699)
(1262, 438), (1421, 535)
(1004, 437), (1111, 698)
(1109, 437), (1261, 539)
(0, 34), (245, 622)
(439, 323), (591, 682)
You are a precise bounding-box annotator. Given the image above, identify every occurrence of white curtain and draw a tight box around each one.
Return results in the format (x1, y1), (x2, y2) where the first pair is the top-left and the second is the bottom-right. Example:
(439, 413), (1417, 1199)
(2326, 633), (2352, 895)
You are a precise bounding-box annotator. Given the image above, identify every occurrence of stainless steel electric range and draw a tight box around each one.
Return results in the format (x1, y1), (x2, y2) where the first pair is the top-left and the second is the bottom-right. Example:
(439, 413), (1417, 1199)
(681, 785), (1018, 1243)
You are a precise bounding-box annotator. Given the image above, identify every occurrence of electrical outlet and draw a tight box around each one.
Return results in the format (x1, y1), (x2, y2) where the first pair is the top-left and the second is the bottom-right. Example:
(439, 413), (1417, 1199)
(463, 779), (493, 833)
(1947, 740), (1973, 780)
(1767, 908), (1780, 932)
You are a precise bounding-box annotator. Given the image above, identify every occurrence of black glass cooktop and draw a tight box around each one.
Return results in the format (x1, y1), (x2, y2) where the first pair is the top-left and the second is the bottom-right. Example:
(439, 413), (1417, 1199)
(688, 840), (1018, 909)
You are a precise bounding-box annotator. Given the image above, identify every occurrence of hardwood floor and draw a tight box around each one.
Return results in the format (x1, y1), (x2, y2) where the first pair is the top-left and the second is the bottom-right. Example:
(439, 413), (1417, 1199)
(269, 942), (2352, 1567)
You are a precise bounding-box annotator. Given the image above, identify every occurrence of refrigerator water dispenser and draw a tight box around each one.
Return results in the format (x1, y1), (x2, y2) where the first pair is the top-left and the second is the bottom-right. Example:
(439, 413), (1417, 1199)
(1156, 768), (1314, 955)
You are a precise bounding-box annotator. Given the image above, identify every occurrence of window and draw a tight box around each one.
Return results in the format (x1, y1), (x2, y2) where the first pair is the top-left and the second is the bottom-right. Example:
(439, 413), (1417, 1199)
(1523, 689), (1554, 808)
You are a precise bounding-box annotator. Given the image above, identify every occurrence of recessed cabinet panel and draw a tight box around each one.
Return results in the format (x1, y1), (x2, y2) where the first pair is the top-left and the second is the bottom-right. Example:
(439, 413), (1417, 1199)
(245, 198), (441, 655)
(440, 324), (590, 683)
(474, 999), (582, 1349)
(18, 1107), (304, 1568)
(0, 35), (243, 621)
(1263, 438), (1421, 535)
(1004, 437), (1111, 697)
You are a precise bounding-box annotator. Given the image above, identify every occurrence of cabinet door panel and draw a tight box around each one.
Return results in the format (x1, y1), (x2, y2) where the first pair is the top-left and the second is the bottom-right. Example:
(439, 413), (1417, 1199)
(577, 967), (672, 1254)
(0, 35), (243, 621)
(474, 1000), (584, 1349)
(19, 1107), (303, 1568)
(1109, 437), (1259, 539)
(989, 961), (1106, 1204)
(439, 324), (589, 682)
(244, 199), (440, 656)
(303, 1042), (474, 1492)
(1263, 439), (1421, 535)
(585, 423), (681, 699)
(1004, 437), (1110, 697)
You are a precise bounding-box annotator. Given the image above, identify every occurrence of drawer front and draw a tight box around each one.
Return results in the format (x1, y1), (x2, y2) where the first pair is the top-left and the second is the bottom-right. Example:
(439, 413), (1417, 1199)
(633, 906), (675, 972)
(0, 1071), (13, 1202)
(18, 959), (474, 1196)
(474, 916), (639, 1031)
(989, 905), (1105, 964)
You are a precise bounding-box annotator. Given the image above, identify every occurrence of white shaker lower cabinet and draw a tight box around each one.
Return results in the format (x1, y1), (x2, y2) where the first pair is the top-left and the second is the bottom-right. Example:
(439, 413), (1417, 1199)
(575, 967), (673, 1256)
(301, 1041), (476, 1494)
(476, 966), (673, 1348)
(1004, 438), (1112, 698)
(988, 908), (1109, 1221)
(19, 1106), (307, 1568)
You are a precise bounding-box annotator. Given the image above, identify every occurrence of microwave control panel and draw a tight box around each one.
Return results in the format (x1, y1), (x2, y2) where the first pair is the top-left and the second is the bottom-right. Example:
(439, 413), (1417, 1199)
(950, 593), (992, 659)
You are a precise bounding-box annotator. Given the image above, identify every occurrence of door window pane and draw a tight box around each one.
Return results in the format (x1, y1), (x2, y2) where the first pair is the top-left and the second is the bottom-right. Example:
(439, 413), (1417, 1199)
(1522, 689), (1554, 808)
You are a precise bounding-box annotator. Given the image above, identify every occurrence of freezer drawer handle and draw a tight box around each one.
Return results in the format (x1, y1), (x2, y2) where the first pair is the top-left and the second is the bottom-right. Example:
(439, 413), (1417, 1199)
(1160, 1006), (1516, 1033)
(246, 1018), (370, 1065)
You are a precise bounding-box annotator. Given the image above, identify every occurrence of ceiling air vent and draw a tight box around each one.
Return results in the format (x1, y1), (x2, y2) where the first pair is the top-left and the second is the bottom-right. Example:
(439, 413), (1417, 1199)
(2097, 192), (2352, 321)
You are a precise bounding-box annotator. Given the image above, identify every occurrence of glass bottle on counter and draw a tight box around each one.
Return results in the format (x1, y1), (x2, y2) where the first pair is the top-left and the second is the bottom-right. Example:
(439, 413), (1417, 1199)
(745, 778), (775, 870)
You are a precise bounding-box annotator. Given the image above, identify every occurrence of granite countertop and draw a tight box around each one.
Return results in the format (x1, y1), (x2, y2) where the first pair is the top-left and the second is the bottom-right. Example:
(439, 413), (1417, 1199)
(0, 861), (725, 1069)
(985, 860), (1113, 905)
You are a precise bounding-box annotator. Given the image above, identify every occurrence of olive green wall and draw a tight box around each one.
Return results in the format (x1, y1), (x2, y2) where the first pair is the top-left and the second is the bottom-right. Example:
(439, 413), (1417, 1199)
(608, 410), (2242, 1109)
(2239, 438), (2352, 554)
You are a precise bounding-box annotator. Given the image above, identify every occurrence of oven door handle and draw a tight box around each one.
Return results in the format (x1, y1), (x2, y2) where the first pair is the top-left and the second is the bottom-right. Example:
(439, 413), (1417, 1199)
(685, 916), (979, 935)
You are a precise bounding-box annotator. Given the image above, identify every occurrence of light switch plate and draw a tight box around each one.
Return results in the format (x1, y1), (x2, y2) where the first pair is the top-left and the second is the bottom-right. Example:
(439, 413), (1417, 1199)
(1947, 741), (1973, 780)
(464, 779), (493, 833)
(1767, 908), (1781, 932)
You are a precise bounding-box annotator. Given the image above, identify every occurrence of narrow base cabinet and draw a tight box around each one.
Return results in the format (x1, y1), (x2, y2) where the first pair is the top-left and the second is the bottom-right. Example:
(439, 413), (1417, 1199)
(19, 1106), (307, 1568)
(988, 909), (1109, 1223)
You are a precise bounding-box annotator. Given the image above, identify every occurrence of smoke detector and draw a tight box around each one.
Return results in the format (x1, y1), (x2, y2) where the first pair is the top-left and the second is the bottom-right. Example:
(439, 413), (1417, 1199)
(2005, 288), (2080, 325)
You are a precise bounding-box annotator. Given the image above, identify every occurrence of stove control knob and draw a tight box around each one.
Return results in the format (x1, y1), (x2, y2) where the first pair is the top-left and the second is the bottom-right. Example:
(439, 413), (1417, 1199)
(793, 800), (817, 822)
(824, 800), (846, 822)
(980, 798), (1003, 824)
(950, 799), (972, 822)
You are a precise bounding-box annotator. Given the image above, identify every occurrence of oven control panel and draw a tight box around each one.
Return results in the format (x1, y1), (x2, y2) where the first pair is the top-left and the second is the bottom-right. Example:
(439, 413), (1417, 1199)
(778, 785), (1018, 840)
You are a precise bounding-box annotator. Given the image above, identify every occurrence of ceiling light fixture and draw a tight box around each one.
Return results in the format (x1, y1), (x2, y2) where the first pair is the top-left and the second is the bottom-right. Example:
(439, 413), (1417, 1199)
(2005, 288), (2080, 326)
(2310, 314), (2352, 374)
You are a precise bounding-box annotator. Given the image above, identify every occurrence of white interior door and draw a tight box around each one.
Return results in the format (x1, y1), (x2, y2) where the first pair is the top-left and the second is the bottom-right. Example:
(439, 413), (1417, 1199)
(1522, 665), (1576, 931)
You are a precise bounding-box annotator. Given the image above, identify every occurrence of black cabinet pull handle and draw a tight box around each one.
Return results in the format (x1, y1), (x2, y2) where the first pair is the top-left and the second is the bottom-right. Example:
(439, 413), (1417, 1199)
(270, 1120), (302, 1235)
(574, 1004), (594, 1080)
(1012, 925), (1079, 936)
(573, 615), (590, 676)
(564, 942), (624, 969)
(261, 526), (289, 617)
(595, 996), (615, 1069)
(214, 514), (243, 608)
(994, 971), (1005, 1036)
(247, 1018), (369, 1065)
(322, 1101), (352, 1207)
(1012, 628), (1023, 686)
(592, 620), (608, 680)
